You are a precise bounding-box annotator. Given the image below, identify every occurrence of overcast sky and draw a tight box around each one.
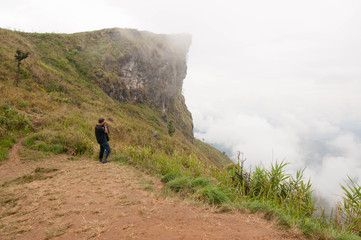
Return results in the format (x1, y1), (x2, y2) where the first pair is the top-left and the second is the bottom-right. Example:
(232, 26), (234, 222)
(2, 0), (361, 203)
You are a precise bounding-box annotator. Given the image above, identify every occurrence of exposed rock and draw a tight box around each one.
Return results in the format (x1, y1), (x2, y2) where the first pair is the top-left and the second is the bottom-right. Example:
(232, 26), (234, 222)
(81, 28), (194, 138)
(152, 131), (159, 139)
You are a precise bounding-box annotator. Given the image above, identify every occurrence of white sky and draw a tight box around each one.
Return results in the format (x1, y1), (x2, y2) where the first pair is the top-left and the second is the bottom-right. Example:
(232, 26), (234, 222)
(2, 0), (361, 202)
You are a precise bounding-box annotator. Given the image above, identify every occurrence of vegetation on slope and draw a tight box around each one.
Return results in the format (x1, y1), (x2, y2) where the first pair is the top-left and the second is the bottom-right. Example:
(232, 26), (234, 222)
(0, 28), (360, 239)
(0, 27), (230, 168)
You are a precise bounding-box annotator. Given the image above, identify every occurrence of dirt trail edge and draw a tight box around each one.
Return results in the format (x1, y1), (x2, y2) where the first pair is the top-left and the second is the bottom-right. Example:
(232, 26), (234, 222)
(0, 144), (305, 240)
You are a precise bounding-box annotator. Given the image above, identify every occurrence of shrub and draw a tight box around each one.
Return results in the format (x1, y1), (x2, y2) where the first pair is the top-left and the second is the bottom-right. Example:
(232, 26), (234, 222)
(23, 134), (42, 147)
(0, 136), (16, 148)
(161, 172), (181, 183)
(166, 176), (192, 192)
(201, 185), (229, 205)
(33, 141), (49, 151)
(48, 144), (64, 154)
(167, 120), (175, 136)
(18, 101), (29, 108)
(337, 176), (361, 235)
(190, 176), (213, 188)
(0, 104), (32, 132)
(0, 146), (8, 161)
(24, 134), (65, 155)
(73, 141), (88, 155)
(111, 152), (130, 163)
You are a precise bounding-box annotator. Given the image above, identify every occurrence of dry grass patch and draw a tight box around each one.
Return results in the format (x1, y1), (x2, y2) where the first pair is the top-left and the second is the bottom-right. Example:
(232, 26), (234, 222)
(76, 220), (107, 239)
(116, 199), (141, 206)
(45, 222), (73, 239)
(2, 167), (59, 186)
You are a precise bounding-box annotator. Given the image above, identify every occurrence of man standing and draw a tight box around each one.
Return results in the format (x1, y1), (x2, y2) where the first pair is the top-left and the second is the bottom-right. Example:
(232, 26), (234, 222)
(95, 118), (111, 163)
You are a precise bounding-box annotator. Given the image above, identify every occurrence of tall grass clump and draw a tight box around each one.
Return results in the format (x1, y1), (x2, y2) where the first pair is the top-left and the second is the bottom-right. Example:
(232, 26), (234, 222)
(336, 176), (361, 236)
(0, 104), (32, 161)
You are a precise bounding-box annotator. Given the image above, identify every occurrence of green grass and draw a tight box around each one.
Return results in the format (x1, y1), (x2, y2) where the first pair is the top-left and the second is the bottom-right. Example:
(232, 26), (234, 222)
(337, 177), (361, 236)
(22, 132), (85, 155)
(0, 104), (30, 162)
(0, 147), (7, 161)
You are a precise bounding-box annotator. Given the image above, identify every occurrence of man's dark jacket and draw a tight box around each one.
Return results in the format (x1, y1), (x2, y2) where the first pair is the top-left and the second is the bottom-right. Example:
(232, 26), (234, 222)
(95, 125), (107, 144)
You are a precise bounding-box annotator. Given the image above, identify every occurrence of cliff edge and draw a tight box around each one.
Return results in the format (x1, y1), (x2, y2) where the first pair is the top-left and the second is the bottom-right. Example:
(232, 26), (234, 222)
(75, 28), (193, 138)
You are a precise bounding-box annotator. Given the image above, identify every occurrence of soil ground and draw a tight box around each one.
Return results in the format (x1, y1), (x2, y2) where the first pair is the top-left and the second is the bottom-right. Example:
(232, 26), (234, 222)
(0, 141), (305, 240)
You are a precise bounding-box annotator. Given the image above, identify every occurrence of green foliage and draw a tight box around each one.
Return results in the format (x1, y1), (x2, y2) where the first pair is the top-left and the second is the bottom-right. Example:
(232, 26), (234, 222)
(23, 133), (66, 155)
(18, 100), (29, 108)
(190, 176), (213, 188)
(15, 49), (29, 62)
(14, 49), (29, 86)
(161, 171), (181, 183)
(167, 120), (175, 136)
(200, 185), (230, 204)
(337, 176), (361, 235)
(23, 134), (42, 147)
(0, 136), (17, 148)
(226, 161), (315, 219)
(0, 147), (7, 162)
(0, 105), (30, 161)
(166, 176), (192, 192)
(0, 104), (32, 132)
(33, 141), (48, 151)
(165, 175), (229, 204)
(48, 144), (64, 154)
(65, 49), (87, 75)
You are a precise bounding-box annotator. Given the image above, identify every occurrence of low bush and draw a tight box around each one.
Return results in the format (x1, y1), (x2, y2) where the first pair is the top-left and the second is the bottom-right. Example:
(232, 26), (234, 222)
(166, 176), (192, 192)
(23, 133), (66, 155)
(0, 104), (32, 132)
(200, 185), (230, 204)
(161, 172), (181, 183)
(33, 141), (48, 151)
(48, 144), (64, 154)
(0, 147), (7, 162)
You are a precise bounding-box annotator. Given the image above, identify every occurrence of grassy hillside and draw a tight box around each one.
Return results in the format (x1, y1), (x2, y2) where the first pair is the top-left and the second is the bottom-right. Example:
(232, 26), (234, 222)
(1, 28), (360, 240)
(0, 27), (231, 167)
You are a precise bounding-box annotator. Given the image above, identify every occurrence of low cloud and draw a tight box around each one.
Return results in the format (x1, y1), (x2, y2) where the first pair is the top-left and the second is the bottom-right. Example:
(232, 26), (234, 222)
(186, 77), (361, 204)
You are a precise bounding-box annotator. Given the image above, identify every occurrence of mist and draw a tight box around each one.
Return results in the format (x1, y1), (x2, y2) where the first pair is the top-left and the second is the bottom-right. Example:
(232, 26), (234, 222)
(2, 0), (361, 204)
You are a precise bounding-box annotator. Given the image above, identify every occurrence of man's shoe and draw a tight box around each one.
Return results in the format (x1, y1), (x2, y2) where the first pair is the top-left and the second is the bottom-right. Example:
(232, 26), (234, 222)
(101, 155), (109, 164)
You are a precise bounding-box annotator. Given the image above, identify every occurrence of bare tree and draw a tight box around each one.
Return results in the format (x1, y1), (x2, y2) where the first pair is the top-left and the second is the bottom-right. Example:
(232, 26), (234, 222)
(14, 49), (29, 86)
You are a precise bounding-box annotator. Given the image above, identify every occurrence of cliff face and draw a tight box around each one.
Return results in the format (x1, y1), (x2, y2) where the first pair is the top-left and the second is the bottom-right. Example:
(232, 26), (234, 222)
(71, 28), (194, 138)
(95, 29), (190, 109)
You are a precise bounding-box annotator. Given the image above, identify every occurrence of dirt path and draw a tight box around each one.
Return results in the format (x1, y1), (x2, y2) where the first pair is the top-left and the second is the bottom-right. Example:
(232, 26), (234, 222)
(0, 143), (304, 240)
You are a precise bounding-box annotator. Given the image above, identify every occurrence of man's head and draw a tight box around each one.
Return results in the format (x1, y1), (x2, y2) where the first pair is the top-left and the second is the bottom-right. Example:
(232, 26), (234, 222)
(98, 118), (105, 125)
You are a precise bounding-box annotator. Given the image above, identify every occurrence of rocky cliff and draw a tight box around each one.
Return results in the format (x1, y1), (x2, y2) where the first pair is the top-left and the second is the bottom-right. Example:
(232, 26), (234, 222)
(81, 29), (194, 138)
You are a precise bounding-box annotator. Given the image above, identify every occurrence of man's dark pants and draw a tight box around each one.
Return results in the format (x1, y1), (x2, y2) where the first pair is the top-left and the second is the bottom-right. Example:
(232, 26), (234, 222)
(99, 141), (111, 161)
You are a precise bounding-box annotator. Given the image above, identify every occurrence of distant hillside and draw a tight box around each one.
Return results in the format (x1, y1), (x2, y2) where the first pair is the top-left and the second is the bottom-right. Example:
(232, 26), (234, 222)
(0, 27), (232, 168)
